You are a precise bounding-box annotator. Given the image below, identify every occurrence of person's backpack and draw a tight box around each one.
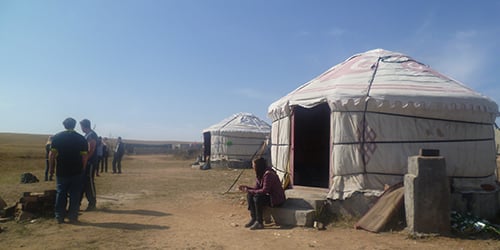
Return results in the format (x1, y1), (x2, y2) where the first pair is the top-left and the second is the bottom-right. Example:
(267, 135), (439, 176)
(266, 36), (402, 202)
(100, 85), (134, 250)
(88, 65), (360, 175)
(20, 173), (39, 184)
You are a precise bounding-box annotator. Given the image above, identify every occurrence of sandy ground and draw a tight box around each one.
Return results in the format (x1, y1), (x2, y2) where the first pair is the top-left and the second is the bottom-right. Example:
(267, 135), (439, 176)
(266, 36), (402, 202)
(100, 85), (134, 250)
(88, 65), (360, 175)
(1, 155), (499, 250)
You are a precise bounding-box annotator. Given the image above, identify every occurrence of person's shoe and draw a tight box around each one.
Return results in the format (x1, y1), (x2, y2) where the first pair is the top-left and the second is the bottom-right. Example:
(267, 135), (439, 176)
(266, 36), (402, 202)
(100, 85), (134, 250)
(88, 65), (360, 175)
(85, 206), (96, 211)
(244, 219), (256, 228)
(67, 218), (80, 224)
(249, 221), (263, 230)
(56, 217), (64, 224)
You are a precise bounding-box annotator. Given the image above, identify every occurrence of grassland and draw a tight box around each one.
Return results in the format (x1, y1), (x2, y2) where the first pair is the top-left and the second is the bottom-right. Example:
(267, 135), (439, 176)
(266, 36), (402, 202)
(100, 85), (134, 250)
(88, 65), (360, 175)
(0, 133), (54, 203)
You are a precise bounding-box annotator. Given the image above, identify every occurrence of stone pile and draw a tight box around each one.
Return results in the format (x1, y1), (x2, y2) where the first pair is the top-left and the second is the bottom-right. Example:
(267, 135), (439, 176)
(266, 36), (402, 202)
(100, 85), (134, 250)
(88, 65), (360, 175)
(0, 190), (56, 222)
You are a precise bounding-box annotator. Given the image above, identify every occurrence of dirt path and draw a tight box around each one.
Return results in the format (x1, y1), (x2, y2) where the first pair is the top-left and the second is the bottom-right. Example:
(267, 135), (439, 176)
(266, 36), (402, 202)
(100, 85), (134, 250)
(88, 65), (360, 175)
(1, 155), (498, 249)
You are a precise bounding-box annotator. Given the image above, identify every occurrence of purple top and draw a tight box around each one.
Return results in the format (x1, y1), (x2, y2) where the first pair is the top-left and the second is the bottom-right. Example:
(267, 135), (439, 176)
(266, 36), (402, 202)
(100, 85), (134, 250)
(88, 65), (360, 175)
(248, 167), (286, 207)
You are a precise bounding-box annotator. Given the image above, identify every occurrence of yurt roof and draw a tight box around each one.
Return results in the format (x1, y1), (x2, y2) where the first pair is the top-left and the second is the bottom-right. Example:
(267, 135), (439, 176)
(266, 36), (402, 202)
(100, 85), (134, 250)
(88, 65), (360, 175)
(268, 49), (498, 122)
(203, 112), (271, 134)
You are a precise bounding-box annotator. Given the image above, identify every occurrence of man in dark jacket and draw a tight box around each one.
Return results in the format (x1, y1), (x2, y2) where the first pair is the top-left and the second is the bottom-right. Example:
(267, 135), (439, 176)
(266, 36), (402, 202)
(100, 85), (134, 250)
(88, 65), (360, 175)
(112, 137), (125, 174)
(49, 117), (88, 223)
(101, 137), (109, 173)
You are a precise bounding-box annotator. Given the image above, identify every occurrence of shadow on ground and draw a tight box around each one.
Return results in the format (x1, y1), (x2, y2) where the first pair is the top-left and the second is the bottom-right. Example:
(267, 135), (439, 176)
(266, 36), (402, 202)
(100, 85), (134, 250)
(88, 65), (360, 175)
(77, 221), (169, 230)
(100, 208), (171, 217)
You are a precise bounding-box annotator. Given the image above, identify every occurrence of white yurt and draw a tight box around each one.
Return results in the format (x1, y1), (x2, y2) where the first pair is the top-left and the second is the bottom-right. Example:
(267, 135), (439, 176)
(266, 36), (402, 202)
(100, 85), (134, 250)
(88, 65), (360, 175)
(203, 112), (271, 168)
(268, 49), (499, 200)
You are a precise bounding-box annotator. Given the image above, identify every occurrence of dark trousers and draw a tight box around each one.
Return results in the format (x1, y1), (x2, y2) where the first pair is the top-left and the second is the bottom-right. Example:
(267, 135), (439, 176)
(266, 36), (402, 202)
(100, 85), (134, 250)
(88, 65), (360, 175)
(247, 193), (271, 224)
(100, 156), (108, 172)
(81, 162), (97, 208)
(112, 153), (123, 173)
(45, 159), (50, 181)
(55, 174), (83, 220)
(94, 157), (101, 177)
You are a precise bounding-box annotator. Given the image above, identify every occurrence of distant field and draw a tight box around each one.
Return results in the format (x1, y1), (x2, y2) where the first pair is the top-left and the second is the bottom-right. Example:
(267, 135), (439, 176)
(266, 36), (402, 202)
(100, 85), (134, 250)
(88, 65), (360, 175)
(124, 138), (200, 145)
(0, 133), (49, 157)
(0, 132), (200, 203)
(0, 132), (199, 147)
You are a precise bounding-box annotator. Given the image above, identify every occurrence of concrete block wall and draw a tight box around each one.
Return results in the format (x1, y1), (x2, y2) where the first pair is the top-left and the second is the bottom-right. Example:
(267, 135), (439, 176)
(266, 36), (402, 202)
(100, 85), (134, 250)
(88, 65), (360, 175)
(405, 154), (450, 235)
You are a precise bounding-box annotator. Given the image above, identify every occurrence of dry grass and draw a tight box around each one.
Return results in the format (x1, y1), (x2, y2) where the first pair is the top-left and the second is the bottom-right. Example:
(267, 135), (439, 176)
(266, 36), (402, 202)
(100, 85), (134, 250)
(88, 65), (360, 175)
(0, 133), (53, 203)
(0, 132), (205, 204)
(0, 133), (245, 205)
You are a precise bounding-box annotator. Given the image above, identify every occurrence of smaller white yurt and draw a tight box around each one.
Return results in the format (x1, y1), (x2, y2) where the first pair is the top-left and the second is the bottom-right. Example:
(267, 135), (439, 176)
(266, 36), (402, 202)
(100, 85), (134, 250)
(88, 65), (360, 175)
(203, 113), (271, 168)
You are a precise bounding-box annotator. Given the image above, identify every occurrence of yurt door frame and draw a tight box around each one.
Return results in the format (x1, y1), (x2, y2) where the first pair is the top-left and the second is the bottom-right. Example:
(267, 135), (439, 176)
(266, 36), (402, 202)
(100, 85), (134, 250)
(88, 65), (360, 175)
(203, 132), (211, 161)
(290, 103), (330, 188)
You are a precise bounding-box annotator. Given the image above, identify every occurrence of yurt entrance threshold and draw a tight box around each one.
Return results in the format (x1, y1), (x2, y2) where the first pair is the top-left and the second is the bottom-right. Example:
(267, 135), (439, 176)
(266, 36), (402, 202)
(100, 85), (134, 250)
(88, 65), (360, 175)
(291, 103), (330, 188)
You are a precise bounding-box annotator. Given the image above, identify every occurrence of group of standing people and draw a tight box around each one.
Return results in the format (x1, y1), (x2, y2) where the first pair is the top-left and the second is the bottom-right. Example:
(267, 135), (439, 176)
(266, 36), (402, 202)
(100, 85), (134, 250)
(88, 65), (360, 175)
(47, 117), (284, 229)
(47, 117), (126, 224)
(90, 135), (125, 175)
(91, 136), (125, 175)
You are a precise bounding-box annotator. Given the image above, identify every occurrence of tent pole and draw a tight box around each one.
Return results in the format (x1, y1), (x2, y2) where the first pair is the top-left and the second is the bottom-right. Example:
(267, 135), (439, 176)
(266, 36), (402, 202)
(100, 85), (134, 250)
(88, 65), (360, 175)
(222, 140), (267, 194)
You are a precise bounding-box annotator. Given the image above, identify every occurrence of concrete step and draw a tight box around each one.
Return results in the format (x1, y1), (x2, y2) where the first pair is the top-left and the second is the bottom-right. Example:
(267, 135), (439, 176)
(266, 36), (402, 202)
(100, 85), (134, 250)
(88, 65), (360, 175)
(269, 186), (329, 227)
(285, 186), (329, 210)
(286, 186), (329, 199)
(268, 204), (316, 227)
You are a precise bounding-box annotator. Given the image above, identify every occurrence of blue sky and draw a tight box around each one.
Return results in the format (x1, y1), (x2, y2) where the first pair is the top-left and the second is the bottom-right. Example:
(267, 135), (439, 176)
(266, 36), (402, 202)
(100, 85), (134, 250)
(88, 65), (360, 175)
(1, 0), (499, 141)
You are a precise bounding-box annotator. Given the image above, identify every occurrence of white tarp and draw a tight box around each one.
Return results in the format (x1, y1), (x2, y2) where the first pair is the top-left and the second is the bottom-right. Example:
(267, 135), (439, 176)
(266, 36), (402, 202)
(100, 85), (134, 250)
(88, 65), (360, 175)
(268, 49), (499, 200)
(203, 113), (271, 162)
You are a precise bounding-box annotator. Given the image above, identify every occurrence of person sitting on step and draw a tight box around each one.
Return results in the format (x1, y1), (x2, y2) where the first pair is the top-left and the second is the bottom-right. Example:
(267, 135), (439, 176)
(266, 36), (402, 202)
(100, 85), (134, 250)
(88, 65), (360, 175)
(238, 157), (285, 230)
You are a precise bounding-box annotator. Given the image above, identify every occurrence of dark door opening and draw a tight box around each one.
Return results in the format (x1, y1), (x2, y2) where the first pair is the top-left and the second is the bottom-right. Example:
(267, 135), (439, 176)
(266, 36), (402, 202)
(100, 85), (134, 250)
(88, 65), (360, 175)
(203, 132), (211, 161)
(292, 103), (330, 188)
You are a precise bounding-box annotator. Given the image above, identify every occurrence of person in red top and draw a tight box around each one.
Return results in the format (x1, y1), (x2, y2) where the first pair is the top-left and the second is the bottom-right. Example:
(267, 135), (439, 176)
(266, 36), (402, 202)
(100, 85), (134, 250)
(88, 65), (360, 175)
(239, 157), (286, 230)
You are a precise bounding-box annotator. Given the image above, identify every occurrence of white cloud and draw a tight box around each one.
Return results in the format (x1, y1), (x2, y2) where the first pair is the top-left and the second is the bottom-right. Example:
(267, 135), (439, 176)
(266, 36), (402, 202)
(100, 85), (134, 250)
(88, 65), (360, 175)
(326, 27), (345, 37)
(426, 30), (487, 88)
(455, 30), (477, 40)
(234, 88), (272, 101)
(414, 9), (436, 37)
